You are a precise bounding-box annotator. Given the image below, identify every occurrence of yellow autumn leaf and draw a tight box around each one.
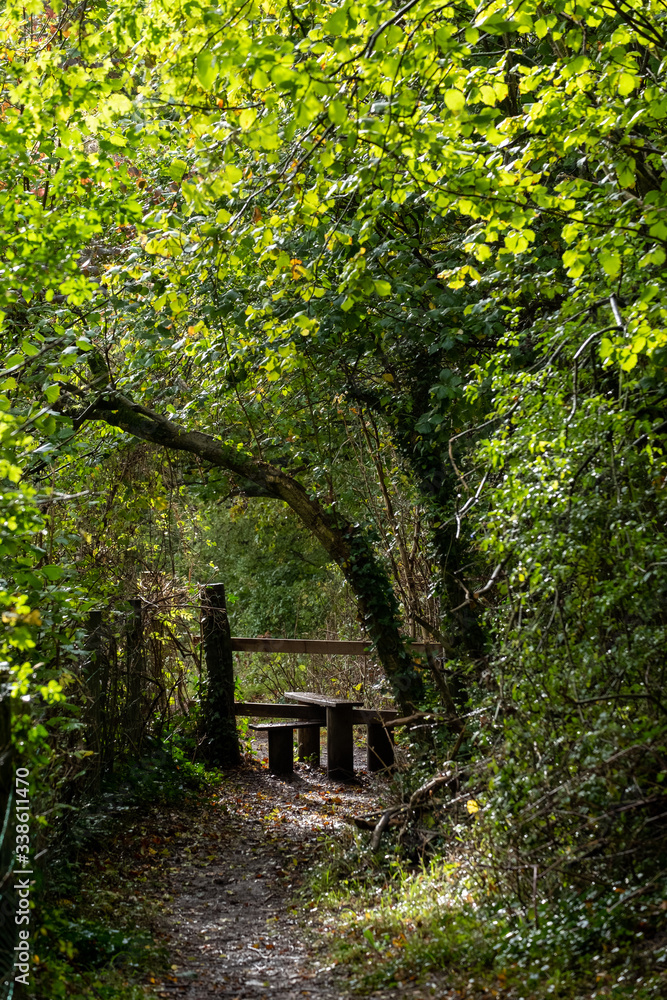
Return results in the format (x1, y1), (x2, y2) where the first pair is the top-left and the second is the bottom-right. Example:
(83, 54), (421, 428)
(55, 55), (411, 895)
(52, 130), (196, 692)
(466, 799), (480, 814)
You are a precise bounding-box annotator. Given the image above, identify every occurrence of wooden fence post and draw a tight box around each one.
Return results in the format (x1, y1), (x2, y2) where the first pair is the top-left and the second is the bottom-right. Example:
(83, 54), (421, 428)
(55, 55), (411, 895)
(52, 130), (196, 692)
(84, 610), (106, 786)
(201, 583), (240, 767)
(126, 598), (144, 748)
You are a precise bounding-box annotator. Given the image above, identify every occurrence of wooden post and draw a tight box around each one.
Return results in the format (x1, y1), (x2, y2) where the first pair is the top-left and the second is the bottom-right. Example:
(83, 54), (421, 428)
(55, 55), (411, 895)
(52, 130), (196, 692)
(297, 726), (320, 765)
(326, 704), (354, 780)
(126, 598), (144, 748)
(367, 722), (395, 772)
(268, 729), (294, 775)
(201, 583), (241, 767)
(84, 610), (106, 787)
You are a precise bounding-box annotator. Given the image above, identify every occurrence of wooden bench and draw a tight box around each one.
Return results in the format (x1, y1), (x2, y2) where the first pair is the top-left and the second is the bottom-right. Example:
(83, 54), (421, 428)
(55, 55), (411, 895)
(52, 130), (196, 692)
(248, 721), (322, 775)
(236, 700), (398, 777)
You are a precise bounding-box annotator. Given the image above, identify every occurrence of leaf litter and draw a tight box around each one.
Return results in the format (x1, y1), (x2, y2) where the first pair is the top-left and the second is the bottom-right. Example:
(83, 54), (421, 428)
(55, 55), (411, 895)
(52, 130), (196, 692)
(74, 738), (464, 1000)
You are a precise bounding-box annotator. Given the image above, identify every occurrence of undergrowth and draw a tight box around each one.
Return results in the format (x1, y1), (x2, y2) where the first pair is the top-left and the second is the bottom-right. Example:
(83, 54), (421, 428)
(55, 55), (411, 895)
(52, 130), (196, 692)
(32, 915), (159, 1000)
(304, 829), (667, 999)
(31, 722), (218, 1000)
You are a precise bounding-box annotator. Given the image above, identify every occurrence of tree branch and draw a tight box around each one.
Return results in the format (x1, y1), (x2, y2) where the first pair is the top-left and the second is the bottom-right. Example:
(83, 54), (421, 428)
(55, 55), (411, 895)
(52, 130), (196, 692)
(69, 392), (425, 712)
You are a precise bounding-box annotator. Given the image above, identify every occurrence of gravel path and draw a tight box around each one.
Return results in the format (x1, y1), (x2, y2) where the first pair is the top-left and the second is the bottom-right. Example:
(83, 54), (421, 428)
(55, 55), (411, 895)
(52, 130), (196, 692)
(144, 744), (459, 1000)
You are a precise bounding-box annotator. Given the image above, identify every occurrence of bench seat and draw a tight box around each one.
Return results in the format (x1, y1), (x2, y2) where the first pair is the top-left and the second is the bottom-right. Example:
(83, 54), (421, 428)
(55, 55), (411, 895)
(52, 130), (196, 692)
(248, 720), (321, 774)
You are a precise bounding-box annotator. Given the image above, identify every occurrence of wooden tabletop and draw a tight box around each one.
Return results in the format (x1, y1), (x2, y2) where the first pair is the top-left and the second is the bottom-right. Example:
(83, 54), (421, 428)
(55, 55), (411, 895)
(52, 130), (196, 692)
(284, 691), (364, 708)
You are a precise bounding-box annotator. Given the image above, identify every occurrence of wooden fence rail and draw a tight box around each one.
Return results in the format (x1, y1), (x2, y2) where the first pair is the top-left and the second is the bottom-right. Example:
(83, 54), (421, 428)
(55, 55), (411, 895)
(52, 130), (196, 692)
(230, 637), (442, 656)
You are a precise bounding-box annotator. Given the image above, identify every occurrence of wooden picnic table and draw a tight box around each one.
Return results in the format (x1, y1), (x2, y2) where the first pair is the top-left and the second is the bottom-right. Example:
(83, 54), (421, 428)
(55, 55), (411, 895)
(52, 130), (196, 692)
(234, 696), (398, 778)
(284, 691), (363, 781)
(227, 633), (433, 777)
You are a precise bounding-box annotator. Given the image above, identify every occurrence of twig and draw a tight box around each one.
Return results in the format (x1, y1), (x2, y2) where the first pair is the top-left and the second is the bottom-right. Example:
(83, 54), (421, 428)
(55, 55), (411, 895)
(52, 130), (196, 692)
(573, 325), (618, 361)
(371, 804), (405, 850)
(455, 470), (489, 538)
(412, 615), (455, 655)
(630, 418), (667, 450)
(609, 293), (626, 330)
(450, 558), (509, 612)
(448, 404), (520, 488)
(370, 765), (465, 850)
(383, 710), (461, 729)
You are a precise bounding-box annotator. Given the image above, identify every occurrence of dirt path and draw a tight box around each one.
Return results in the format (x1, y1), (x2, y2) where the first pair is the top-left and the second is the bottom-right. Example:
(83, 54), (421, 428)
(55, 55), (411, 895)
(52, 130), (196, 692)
(135, 749), (456, 1000)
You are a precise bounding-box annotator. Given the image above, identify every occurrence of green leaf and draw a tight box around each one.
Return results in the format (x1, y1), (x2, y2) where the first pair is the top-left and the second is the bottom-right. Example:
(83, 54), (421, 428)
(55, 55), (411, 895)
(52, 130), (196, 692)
(620, 352), (638, 371)
(648, 220), (667, 240)
(225, 164), (243, 183)
(362, 928), (377, 948)
(251, 68), (270, 90)
(617, 73), (636, 96)
(562, 248), (587, 278)
(326, 6), (348, 34)
(168, 159), (188, 183)
(328, 99), (348, 125)
(42, 565), (64, 581)
(197, 51), (217, 92)
(239, 108), (257, 130)
(600, 250), (621, 277)
(445, 89), (465, 113)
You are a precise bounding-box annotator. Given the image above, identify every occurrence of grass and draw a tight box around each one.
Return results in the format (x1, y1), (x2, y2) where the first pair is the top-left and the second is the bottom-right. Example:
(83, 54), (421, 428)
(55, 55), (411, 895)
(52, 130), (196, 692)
(303, 830), (667, 998)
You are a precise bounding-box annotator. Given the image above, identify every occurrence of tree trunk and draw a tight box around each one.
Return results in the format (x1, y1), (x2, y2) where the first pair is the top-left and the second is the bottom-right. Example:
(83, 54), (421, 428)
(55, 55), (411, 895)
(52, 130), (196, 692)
(201, 583), (241, 767)
(77, 393), (424, 714)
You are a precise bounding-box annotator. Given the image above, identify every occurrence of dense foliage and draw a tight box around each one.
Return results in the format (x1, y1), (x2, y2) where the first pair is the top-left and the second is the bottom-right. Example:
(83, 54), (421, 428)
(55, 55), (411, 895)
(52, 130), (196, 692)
(1, 0), (666, 993)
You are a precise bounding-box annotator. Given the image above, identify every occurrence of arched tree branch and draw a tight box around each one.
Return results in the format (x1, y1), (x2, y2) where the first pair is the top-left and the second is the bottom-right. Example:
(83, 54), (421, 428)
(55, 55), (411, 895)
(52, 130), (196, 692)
(71, 392), (424, 713)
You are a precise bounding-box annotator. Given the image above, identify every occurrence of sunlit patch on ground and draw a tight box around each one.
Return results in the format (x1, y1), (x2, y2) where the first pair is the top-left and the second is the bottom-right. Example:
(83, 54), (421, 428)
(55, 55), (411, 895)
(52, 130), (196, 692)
(128, 750), (462, 1000)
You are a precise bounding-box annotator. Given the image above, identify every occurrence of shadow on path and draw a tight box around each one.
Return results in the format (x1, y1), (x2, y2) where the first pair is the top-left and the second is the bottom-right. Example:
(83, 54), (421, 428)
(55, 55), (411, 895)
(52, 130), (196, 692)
(143, 750), (460, 1000)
